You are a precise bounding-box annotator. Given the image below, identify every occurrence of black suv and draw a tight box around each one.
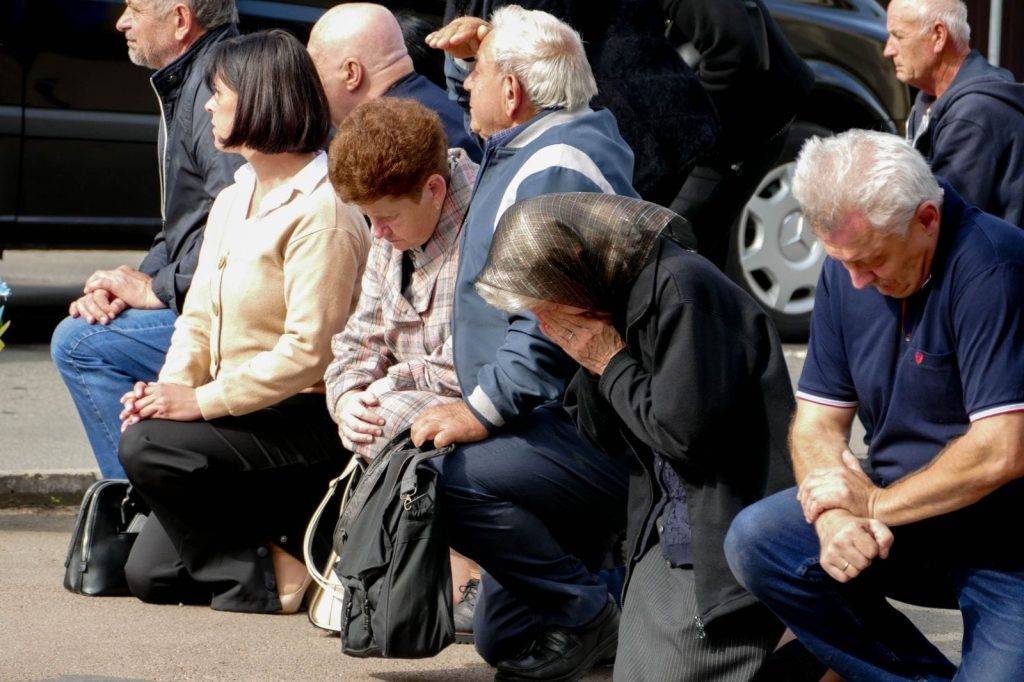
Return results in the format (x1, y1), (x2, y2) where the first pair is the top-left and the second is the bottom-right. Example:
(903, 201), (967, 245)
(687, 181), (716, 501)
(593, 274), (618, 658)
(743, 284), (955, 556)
(0, 0), (908, 338)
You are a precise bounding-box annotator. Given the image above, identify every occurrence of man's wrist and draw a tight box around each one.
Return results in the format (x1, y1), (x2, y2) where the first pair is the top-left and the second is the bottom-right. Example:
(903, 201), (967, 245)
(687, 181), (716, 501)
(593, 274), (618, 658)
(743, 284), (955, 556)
(866, 486), (886, 523)
(813, 507), (851, 534)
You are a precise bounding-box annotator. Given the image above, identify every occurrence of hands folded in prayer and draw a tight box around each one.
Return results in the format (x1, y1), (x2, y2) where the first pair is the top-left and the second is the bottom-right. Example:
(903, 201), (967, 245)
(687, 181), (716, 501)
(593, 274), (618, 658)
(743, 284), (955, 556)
(119, 381), (201, 430)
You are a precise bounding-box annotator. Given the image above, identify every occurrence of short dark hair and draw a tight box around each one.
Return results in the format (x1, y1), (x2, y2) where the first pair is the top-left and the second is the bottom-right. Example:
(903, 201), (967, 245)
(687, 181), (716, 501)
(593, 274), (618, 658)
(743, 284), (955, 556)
(395, 11), (445, 88)
(205, 29), (329, 154)
(329, 98), (450, 204)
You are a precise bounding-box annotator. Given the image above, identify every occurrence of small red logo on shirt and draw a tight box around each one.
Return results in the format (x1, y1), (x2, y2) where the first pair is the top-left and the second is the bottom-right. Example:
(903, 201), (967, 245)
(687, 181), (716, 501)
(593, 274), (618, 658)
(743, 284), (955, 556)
(914, 351), (924, 365)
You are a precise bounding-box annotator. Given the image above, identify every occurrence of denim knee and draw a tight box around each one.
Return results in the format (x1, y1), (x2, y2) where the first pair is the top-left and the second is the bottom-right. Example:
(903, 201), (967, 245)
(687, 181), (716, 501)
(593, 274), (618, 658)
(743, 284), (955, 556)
(50, 315), (91, 367)
(725, 500), (778, 594)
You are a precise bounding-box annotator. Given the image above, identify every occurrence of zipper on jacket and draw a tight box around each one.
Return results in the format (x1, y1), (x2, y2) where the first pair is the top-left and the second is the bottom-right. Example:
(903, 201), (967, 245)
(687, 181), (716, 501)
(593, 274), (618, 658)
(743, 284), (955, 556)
(150, 80), (168, 221)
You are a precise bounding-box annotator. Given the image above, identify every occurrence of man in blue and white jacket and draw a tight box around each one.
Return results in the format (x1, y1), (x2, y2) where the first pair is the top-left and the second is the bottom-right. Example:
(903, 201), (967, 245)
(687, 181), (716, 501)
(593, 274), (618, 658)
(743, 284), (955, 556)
(412, 7), (637, 680)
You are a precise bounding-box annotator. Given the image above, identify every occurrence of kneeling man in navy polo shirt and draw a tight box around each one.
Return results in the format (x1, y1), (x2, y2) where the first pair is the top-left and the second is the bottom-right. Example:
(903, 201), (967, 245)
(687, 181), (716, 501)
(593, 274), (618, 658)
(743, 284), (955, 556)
(725, 129), (1024, 680)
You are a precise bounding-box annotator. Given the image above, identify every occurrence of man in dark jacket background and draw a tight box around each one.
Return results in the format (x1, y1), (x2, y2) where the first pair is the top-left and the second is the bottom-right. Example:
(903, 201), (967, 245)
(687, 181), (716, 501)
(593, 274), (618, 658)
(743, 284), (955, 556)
(441, 0), (719, 206)
(665, 0), (814, 269)
(307, 3), (481, 163)
(887, 0), (1024, 226)
(50, 0), (243, 479)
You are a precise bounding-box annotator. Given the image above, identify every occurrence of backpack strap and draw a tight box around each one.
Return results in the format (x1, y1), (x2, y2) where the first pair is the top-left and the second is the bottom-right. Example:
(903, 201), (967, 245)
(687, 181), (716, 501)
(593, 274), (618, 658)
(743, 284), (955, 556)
(399, 445), (455, 504)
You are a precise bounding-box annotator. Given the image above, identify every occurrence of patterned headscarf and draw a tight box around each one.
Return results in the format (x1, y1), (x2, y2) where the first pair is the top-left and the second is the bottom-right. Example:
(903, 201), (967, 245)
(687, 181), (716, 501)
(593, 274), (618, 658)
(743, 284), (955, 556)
(476, 192), (693, 312)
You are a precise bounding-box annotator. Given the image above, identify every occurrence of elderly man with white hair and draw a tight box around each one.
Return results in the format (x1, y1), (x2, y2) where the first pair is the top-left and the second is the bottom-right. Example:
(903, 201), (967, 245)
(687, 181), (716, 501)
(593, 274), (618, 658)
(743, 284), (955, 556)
(306, 3), (480, 162)
(725, 129), (1024, 680)
(885, 0), (1024, 226)
(408, 6), (639, 680)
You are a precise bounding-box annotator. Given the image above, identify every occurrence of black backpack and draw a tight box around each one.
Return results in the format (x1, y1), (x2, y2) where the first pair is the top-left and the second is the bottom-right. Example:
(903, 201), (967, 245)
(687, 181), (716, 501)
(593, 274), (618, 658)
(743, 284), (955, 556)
(333, 433), (455, 658)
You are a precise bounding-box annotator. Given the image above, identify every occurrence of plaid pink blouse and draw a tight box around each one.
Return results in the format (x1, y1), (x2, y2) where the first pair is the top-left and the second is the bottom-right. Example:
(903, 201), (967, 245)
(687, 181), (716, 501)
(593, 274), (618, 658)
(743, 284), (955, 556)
(324, 149), (477, 458)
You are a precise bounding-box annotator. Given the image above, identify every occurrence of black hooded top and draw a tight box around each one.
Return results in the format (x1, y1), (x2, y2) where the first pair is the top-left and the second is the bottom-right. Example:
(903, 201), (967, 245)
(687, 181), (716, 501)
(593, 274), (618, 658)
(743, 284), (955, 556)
(908, 50), (1024, 227)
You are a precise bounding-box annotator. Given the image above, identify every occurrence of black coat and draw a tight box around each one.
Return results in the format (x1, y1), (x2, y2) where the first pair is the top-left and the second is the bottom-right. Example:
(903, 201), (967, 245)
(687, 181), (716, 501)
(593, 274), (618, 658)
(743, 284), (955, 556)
(445, 0), (719, 205)
(139, 24), (244, 312)
(564, 236), (795, 629)
(662, 0), (813, 151)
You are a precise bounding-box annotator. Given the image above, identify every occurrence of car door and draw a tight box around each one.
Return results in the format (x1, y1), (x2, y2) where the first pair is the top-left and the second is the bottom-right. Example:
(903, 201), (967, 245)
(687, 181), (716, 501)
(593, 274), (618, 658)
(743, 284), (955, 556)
(0, 0), (25, 237)
(12, 0), (160, 250)
(3, 0), (443, 252)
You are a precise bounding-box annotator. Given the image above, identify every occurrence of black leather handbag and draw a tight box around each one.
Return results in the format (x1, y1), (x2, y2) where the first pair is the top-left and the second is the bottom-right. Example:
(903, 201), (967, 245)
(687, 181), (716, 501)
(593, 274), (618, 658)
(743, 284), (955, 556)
(63, 479), (149, 596)
(333, 433), (455, 658)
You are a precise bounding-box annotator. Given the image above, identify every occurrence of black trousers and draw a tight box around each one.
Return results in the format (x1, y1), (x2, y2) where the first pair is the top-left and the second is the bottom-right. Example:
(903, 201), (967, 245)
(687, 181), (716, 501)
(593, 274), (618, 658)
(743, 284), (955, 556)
(670, 128), (790, 270)
(118, 393), (348, 613)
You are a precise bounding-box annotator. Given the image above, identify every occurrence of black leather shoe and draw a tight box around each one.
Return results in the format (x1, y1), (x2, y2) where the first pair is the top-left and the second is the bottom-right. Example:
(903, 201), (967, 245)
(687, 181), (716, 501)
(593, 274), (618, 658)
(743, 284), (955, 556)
(494, 597), (619, 681)
(454, 578), (479, 644)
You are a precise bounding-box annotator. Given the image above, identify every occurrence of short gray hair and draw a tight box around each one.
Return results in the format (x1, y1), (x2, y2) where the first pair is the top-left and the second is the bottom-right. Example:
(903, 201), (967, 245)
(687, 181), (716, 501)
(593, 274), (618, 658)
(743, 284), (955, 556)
(162, 0), (238, 29)
(908, 0), (971, 50)
(487, 5), (598, 111)
(792, 129), (943, 237)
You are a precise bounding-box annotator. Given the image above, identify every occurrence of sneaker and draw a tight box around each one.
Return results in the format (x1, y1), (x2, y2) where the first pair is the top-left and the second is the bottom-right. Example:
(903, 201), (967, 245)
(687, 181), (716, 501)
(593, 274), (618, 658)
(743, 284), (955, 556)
(454, 578), (479, 644)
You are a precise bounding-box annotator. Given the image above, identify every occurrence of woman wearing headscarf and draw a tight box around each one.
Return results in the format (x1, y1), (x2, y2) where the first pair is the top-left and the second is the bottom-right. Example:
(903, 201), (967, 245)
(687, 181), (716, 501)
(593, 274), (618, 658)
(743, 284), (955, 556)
(475, 192), (797, 680)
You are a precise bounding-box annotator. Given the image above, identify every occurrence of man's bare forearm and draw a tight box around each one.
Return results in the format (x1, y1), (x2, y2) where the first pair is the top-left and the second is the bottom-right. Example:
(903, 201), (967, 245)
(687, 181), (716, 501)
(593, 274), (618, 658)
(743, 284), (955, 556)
(870, 414), (1024, 526)
(790, 410), (853, 484)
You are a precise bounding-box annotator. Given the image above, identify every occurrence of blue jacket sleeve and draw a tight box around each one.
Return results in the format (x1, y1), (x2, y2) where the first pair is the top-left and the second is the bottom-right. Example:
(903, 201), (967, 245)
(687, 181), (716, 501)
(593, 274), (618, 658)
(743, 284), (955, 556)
(444, 54), (471, 114)
(466, 166), (611, 428)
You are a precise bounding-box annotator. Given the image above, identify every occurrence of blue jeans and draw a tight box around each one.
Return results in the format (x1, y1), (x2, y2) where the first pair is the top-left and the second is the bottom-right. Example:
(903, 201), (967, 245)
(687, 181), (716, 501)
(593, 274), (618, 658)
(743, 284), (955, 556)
(51, 308), (177, 478)
(429, 404), (629, 665)
(725, 488), (1024, 681)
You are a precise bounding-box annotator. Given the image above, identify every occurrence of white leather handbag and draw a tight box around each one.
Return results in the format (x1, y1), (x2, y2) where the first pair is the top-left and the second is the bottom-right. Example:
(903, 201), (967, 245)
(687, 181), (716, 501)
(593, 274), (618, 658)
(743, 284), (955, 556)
(303, 456), (362, 633)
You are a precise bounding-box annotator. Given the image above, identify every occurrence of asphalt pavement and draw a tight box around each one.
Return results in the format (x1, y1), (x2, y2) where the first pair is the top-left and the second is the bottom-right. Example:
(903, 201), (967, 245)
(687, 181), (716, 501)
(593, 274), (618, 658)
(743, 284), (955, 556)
(0, 250), (960, 680)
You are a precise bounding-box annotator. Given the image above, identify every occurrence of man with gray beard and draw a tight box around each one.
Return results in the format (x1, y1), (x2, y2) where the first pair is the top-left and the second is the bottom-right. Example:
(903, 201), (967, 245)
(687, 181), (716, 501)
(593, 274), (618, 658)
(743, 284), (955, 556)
(51, 0), (243, 479)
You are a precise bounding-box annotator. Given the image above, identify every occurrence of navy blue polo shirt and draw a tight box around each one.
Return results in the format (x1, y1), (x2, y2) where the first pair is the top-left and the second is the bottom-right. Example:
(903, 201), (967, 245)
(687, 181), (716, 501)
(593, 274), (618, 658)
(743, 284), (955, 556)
(798, 183), (1024, 486)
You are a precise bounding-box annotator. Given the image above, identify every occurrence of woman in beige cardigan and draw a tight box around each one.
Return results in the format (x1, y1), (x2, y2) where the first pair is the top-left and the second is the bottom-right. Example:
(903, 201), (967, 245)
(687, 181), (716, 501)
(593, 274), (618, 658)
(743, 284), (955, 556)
(117, 30), (370, 614)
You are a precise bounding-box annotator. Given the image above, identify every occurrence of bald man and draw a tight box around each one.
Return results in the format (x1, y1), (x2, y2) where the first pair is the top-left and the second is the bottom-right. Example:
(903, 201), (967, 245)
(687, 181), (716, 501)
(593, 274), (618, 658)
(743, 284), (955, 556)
(308, 3), (480, 162)
(886, 0), (1024, 226)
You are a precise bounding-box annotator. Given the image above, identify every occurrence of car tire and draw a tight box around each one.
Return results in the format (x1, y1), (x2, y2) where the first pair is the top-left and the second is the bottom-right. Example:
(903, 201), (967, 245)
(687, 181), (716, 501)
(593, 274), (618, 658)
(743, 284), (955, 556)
(724, 121), (833, 342)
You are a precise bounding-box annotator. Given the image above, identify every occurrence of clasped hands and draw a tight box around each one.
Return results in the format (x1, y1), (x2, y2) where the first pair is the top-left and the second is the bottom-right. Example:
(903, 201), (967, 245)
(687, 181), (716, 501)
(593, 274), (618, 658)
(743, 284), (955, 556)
(799, 449), (893, 583)
(339, 390), (489, 451)
(70, 265), (165, 325)
(119, 381), (201, 431)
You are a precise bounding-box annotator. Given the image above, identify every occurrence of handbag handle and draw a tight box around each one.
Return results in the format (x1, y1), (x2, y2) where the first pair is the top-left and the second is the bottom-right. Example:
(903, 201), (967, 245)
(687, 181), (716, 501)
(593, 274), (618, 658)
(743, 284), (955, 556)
(303, 456), (362, 591)
(399, 445), (454, 503)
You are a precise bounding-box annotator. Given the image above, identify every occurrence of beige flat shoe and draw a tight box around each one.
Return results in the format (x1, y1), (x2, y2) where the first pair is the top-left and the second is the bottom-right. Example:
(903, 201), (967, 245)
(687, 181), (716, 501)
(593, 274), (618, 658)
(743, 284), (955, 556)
(277, 570), (312, 614)
(269, 542), (312, 614)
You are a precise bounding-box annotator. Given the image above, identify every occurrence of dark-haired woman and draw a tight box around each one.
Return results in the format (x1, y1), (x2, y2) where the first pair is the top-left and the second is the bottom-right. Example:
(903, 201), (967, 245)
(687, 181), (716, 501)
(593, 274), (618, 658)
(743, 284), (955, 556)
(117, 29), (370, 614)
(475, 193), (796, 680)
